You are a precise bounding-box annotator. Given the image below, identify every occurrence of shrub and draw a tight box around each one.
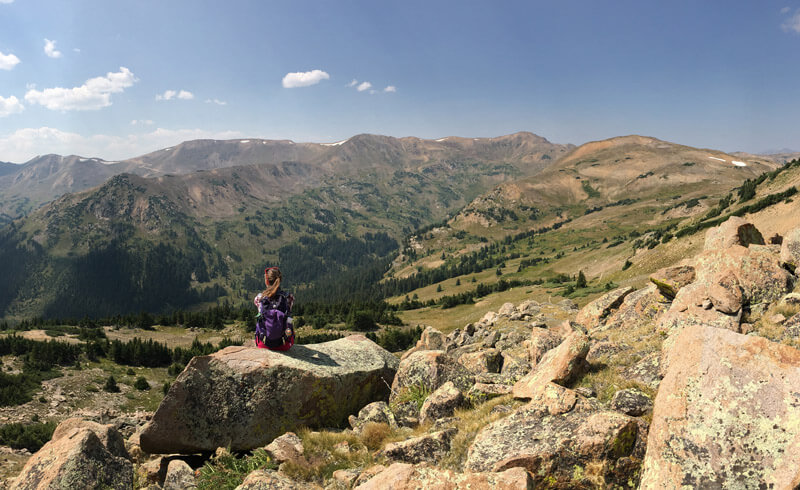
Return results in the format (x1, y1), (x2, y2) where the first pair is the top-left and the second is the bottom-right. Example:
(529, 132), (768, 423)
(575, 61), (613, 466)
(103, 376), (120, 393)
(196, 448), (276, 490)
(0, 421), (57, 452)
(133, 376), (150, 391)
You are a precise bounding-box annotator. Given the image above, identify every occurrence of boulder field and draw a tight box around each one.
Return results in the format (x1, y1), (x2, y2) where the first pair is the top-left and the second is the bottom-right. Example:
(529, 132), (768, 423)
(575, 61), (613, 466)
(11, 217), (800, 488)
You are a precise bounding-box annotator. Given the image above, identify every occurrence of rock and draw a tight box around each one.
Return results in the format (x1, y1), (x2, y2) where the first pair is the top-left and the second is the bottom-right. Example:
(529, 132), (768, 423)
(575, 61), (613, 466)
(780, 292), (800, 306)
(780, 227), (800, 271)
(390, 350), (474, 405)
(401, 326), (446, 360)
(163, 459), (196, 490)
(519, 299), (540, 315)
(353, 463), (533, 489)
(349, 401), (397, 433)
(351, 464), (387, 488)
(478, 311), (498, 326)
(265, 432), (304, 465)
(499, 351), (530, 380)
(602, 285), (670, 332)
(703, 216), (765, 250)
(575, 386), (595, 398)
(332, 468), (359, 487)
(11, 426), (133, 489)
(474, 372), (516, 385)
(557, 298), (579, 312)
(528, 328), (562, 366)
(622, 353), (662, 389)
(50, 417), (129, 459)
(458, 348), (503, 374)
(140, 336), (398, 453)
(640, 325), (800, 488)
(481, 330), (501, 348)
(610, 388), (653, 416)
(586, 341), (627, 363)
(419, 381), (466, 425)
(380, 428), (456, 464)
(575, 287), (634, 329)
(235, 469), (317, 489)
(467, 383), (512, 401)
(657, 245), (792, 333)
(649, 265), (696, 299)
(512, 331), (590, 399)
(498, 302), (517, 316)
(769, 313), (787, 325)
(465, 406), (638, 487)
(527, 382), (579, 415)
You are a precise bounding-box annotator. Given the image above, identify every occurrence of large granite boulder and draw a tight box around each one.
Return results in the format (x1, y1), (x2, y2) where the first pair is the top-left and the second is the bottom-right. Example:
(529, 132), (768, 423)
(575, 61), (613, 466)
(649, 265), (695, 300)
(640, 325), (800, 487)
(354, 463), (532, 489)
(781, 227), (800, 271)
(703, 215), (764, 250)
(12, 420), (133, 489)
(419, 381), (466, 424)
(513, 330), (590, 399)
(657, 244), (792, 333)
(465, 405), (638, 487)
(390, 350), (474, 403)
(380, 428), (456, 464)
(140, 335), (398, 453)
(575, 287), (634, 330)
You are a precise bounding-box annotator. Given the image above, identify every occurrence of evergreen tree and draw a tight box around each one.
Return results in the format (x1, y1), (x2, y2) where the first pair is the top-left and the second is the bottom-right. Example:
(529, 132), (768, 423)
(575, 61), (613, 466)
(576, 271), (587, 288)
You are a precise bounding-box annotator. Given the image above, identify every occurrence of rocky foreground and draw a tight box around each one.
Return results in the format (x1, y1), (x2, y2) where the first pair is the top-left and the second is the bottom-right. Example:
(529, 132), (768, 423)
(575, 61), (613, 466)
(10, 216), (800, 488)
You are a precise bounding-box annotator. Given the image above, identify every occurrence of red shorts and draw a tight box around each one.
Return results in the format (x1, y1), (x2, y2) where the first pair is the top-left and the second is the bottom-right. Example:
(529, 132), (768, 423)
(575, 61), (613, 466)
(255, 333), (295, 351)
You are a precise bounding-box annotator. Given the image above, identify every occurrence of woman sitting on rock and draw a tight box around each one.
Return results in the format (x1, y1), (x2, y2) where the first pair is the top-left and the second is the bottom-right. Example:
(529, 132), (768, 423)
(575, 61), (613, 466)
(254, 266), (295, 351)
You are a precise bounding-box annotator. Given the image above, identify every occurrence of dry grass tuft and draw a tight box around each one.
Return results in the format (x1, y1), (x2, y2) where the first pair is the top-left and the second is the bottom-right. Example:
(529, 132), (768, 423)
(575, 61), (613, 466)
(359, 422), (393, 451)
(279, 427), (375, 483)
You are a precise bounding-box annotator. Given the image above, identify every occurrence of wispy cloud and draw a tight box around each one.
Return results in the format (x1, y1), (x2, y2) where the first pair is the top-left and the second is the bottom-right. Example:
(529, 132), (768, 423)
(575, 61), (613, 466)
(0, 51), (20, 70)
(156, 89), (194, 101)
(282, 69), (330, 88)
(347, 79), (358, 87)
(0, 96), (24, 117)
(24, 67), (137, 111)
(130, 119), (154, 126)
(205, 98), (227, 105)
(781, 6), (791, 14)
(0, 0), (15, 4)
(0, 126), (243, 162)
(782, 8), (800, 33)
(44, 39), (62, 58)
(357, 81), (372, 92)
(384, 85), (397, 93)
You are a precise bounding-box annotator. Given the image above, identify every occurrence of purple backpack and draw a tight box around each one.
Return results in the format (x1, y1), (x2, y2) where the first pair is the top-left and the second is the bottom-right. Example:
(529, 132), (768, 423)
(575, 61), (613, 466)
(255, 292), (289, 346)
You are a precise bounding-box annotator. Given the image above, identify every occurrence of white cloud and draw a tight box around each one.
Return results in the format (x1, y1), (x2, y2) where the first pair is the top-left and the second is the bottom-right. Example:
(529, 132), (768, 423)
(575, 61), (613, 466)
(782, 9), (800, 33)
(282, 69), (330, 88)
(157, 89), (194, 101)
(357, 81), (372, 92)
(25, 67), (137, 111)
(0, 126), (244, 162)
(0, 95), (24, 117)
(0, 51), (20, 70)
(782, 6), (791, 14)
(384, 85), (397, 93)
(44, 39), (62, 58)
(156, 90), (176, 101)
(130, 119), (154, 125)
(0, 0), (14, 4)
(347, 79), (358, 87)
(205, 98), (227, 105)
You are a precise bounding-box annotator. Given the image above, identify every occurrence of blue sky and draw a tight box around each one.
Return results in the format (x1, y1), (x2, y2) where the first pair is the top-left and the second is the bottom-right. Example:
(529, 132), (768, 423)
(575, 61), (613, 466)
(1, 0), (799, 162)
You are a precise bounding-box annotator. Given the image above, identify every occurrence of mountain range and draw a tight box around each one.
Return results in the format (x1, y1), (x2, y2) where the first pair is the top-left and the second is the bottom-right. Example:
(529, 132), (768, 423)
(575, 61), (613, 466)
(1, 131), (795, 321)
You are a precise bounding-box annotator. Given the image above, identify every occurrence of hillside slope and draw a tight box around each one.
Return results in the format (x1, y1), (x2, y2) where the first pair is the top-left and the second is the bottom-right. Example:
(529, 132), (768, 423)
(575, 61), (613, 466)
(0, 133), (569, 319)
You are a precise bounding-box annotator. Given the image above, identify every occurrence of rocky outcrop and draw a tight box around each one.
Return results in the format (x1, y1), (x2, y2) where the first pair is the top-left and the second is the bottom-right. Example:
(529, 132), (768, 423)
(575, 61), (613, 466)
(381, 428), (456, 464)
(348, 401), (398, 433)
(419, 381), (466, 424)
(703, 215), (764, 249)
(163, 459), (196, 490)
(781, 227), (800, 271)
(640, 325), (800, 487)
(465, 406), (638, 486)
(390, 350), (474, 403)
(235, 469), (318, 489)
(575, 286), (633, 330)
(512, 330), (589, 399)
(649, 265), (695, 299)
(11, 419), (133, 489)
(140, 336), (398, 453)
(353, 463), (532, 489)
